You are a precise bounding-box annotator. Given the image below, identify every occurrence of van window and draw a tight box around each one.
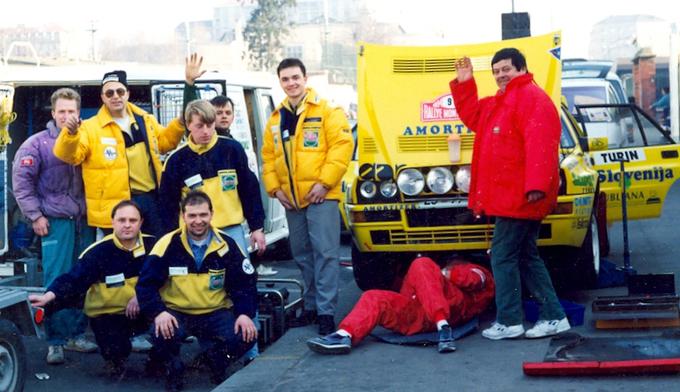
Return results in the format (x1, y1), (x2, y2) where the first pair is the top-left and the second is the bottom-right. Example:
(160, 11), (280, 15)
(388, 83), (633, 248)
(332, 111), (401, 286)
(563, 86), (606, 114)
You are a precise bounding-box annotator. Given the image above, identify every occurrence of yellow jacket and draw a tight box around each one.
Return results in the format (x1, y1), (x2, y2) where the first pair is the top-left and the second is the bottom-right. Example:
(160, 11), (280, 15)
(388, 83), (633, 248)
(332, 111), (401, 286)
(261, 88), (353, 209)
(54, 102), (184, 228)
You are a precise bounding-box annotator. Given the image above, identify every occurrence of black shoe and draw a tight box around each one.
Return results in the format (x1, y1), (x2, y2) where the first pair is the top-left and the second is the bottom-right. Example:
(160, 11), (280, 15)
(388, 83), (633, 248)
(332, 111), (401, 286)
(437, 325), (456, 354)
(288, 310), (317, 328)
(317, 315), (336, 335)
(103, 359), (126, 378)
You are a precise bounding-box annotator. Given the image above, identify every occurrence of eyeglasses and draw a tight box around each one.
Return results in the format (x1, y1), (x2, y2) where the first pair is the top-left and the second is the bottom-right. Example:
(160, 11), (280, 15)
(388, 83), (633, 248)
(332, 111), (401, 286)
(103, 88), (127, 98)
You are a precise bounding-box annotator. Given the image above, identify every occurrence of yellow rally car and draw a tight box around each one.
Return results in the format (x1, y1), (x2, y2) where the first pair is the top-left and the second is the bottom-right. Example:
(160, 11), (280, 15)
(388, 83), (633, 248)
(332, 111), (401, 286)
(343, 32), (680, 290)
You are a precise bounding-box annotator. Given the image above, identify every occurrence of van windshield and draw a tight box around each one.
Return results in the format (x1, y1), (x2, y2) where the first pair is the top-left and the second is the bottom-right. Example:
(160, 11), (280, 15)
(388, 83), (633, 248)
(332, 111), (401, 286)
(562, 86), (606, 114)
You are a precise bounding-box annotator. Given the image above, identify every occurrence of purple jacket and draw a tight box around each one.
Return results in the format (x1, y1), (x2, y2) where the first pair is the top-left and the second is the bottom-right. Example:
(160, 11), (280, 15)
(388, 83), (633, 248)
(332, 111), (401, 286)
(12, 120), (86, 221)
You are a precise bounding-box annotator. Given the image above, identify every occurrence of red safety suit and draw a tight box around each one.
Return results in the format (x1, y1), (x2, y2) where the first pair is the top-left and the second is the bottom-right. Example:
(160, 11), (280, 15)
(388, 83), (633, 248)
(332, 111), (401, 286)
(339, 257), (495, 345)
(449, 73), (561, 221)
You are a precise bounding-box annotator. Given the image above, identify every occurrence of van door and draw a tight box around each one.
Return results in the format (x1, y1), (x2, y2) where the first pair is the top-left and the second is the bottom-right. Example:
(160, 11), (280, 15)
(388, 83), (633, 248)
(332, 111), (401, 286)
(578, 103), (680, 221)
(0, 85), (15, 255)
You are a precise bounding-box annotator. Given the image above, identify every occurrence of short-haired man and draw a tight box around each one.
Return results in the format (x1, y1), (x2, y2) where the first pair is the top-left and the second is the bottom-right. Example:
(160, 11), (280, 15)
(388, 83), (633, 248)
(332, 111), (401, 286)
(307, 257), (494, 355)
(12, 88), (97, 364)
(261, 58), (354, 335)
(54, 70), (185, 237)
(29, 200), (155, 376)
(159, 99), (266, 255)
(136, 191), (258, 390)
(450, 48), (569, 340)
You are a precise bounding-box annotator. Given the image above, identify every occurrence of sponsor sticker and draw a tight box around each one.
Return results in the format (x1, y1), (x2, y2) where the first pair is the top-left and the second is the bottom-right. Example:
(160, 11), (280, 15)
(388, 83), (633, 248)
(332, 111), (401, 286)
(208, 269), (225, 290)
(19, 156), (34, 167)
(242, 258), (254, 275)
(420, 93), (459, 122)
(593, 148), (646, 165)
(103, 146), (117, 161)
(219, 170), (238, 191)
(303, 129), (319, 148)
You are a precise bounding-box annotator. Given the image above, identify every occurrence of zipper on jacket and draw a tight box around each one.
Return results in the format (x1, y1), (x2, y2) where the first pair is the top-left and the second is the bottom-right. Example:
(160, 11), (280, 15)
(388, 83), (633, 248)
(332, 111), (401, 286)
(280, 108), (299, 209)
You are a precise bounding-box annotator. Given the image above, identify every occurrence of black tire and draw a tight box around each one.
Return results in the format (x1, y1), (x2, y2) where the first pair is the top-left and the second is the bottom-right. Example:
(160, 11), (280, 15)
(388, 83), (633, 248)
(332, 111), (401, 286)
(0, 319), (26, 392)
(351, 244), (401, 291)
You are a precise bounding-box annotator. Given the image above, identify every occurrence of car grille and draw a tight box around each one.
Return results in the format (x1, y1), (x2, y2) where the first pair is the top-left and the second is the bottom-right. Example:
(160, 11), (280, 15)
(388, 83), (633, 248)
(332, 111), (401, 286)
(406, 207), (478, 227)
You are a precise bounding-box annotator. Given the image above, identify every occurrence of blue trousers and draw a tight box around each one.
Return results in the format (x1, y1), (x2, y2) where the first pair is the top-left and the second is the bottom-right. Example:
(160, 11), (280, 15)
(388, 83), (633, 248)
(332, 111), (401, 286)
(42, 217), (94, 345)
(150, 309), (253, 378)
(491, 217), (565, 325)
(89, 314), (149, 362)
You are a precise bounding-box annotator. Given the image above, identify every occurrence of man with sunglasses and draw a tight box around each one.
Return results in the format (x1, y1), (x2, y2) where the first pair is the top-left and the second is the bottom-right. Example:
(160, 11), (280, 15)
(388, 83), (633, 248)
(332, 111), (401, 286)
(54, 70), (185, 238)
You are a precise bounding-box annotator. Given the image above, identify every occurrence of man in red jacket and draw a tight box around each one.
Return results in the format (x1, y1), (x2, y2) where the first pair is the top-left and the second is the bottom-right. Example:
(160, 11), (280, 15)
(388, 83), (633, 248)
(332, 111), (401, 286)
(306, 256), (494, 354)
(449, 48), (569, 340)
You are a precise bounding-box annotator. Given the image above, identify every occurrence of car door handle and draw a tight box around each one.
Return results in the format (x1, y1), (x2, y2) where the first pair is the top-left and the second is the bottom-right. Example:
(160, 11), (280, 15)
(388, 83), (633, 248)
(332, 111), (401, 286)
(661, 150), (678, 159)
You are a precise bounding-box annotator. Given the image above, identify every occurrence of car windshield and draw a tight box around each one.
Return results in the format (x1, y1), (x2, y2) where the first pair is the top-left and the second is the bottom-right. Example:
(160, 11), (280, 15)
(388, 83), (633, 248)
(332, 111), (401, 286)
(560, 117), (576, 149)
(562, 86), (606, 114)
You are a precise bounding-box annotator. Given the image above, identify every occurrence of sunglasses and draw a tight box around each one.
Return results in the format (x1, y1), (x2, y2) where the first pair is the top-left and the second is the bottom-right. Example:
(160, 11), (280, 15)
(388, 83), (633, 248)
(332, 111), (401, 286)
(103, 88), (127, 98)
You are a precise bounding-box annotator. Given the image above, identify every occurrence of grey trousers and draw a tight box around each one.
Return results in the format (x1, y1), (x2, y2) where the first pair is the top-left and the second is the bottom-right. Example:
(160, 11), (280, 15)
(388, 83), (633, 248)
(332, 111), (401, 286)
(286, 200), (340, 316)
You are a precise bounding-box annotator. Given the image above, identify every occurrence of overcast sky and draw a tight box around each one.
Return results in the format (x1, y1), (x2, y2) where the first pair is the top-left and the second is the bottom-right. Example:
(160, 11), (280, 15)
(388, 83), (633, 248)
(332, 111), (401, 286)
(3, 0), (679, 58)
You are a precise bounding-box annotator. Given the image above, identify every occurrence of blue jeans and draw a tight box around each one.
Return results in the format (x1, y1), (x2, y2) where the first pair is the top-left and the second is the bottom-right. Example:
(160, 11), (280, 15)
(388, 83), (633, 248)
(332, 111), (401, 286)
(42, 217), (94, 345)
(491, 217), (565, 325)
(89, 314), (149, 362)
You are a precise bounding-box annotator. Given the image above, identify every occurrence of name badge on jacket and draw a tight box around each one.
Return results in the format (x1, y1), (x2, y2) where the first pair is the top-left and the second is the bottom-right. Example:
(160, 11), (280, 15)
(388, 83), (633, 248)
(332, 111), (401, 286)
(105, 273), (125, 288)
(169, 266), (189, 276)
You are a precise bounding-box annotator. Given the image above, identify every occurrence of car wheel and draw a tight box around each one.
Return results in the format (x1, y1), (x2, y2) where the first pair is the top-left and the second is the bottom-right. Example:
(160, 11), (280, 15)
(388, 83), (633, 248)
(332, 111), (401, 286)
(0, 319), (26, 392)
(351, 244), (401, 291)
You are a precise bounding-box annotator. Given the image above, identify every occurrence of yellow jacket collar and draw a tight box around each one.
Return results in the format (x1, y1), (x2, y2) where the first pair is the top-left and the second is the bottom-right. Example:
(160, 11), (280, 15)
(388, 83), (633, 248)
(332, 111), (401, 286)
(179, 225), (229, 258)
(96, 102), (145, 128)
(110, 233), (148, 257)
(187, 132), (218, 154)
(280, 88), (320, 115)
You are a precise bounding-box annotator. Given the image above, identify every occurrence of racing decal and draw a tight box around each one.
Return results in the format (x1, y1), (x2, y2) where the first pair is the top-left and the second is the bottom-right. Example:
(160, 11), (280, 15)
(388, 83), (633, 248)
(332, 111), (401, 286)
(105, 273), (125, 288)
(359, 163), (394, 181)
(19, 156), (34, 166)
(103, 146), (117, 161)
(572, 175), (594, 187)
(421, 93), (459, 122)
(363, 198), (468, 212)
(208, 269), (225, 291)
(242, 258), (255, 275)
(303, 129), (319, 148)
(597, 167), (673, 183)
(574, 196), (592, 207)
(402, 123), (471, 136)
(219, 170), (238, 191)
(593, 149), (646, 165)
(607, 190), (649, 206)
(549, 46), (561, 61)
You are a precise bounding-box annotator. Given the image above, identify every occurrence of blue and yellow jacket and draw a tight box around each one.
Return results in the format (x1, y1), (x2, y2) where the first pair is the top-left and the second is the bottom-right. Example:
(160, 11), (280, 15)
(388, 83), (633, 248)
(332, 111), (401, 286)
(136, 226), (257, 318)
(48, 233), (156, 317)
(159, 133), (265, 231)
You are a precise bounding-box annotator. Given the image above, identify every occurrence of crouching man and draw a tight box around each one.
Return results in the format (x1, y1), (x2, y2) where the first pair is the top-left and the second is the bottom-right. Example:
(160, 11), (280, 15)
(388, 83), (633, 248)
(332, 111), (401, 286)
(29, 200), (155, 375)
(136, 191), (257, 391)
(307, 257), (494, 354)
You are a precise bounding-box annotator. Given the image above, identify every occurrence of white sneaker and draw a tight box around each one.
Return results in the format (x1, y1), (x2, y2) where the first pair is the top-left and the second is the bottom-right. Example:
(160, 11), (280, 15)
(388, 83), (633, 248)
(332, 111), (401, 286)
(481, 322), (525, 340)
(525, 317), (571, 339)
(131, 335), (152, 352)
(257, 265), (278, 276)
(46, 345), (65, 364)
(64, 337), (98, 353)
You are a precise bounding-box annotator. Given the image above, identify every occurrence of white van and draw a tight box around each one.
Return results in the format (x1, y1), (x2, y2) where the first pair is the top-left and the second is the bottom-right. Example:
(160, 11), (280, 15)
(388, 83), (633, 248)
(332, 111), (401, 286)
(0, 65), (290, 256)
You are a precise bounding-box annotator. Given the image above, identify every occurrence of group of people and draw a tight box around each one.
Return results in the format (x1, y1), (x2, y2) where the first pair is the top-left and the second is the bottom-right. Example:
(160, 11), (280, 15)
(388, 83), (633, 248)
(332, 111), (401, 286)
(12, 45), (572, 389)
(13, 55), (354, 391)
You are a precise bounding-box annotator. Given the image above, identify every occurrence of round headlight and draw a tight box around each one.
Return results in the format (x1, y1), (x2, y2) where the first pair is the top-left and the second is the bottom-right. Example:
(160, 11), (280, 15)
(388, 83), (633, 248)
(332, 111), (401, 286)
(359, 181), (377, 199)
(397, 169), (425, 196)
(380, 180), (398, 198)
(455, 166), (472, 193)
(426, 167), (454, 194)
